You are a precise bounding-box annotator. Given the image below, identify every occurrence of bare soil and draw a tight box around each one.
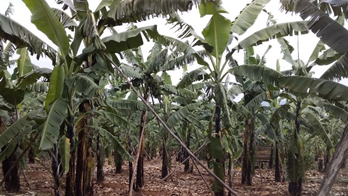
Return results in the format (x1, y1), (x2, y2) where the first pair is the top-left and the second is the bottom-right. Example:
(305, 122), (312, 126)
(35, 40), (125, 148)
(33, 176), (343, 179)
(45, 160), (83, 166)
(1, 157), (348, 196)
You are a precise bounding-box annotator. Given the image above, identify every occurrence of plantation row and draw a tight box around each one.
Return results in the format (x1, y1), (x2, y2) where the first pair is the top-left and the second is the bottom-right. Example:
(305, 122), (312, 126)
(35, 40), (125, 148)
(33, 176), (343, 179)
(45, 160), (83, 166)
(1, 0), (348, 196)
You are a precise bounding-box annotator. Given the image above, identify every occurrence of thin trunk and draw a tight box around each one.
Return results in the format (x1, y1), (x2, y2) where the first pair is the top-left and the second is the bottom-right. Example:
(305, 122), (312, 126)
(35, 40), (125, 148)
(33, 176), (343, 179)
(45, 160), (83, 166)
(213, 105), (225, 196)
(128, 134), (134, 191)
(115, 151), (123, 174)
(161, 136), (169, 178)
(28, 133), (35, 164)
(324, 147), (330, 171)
(86, 137), (94, 195)
(275, 141), (281, 182)
(97, 133), (104, 183)
(184, 126), (191, 173)
(228, 156), (233, 196)
(317, 123), (348, 196)
(52, 143), (60, 196)
(269, 144), (273, 169)
(136, 109), (148, 190)
(249, 111), (255, 177)
(242, 118), (252, 185)
(66, 114), (76, 196)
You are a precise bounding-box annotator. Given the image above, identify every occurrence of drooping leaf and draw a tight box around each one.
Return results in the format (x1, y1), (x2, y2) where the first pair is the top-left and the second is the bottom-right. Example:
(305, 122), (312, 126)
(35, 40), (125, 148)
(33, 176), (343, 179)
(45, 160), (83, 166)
(0, 110), (38, 150)
(185, 115), (206, 130)
(97, 126), (132, 161)
(177, 68), (210, 88)
(209, 136), (223, 160)
(233, 21), (309, 52)
(66, 74), (99, 97)
(39, 98), (67, 150)
(55, 0), (75, 11)
(295, 0), (348, 54)
(87, 26), (160, 53)
(320, 102), (348, 122)
(229, 65), (283, 86)
(119, 64), (142, 79)
(80, 13), (106, 50)
(107, 99), (147, 111)
(166, 103), (201, 129)
(231, 0), (271, 35)
(52, 8), (77, 30)
(245, 91), (280, 110)
(279, 76), (348, 101)
(269, 104), (291, 130)
(0, 87), (25, 106)
(0, 126), (33, 162)
(17, 68), (52, 90)
(320, 0), (348, 7)
(0, 14), (57, 63)
(278, 38), (296, 66)
(313, 48), (342, 66)
(95, 0), (119, 12)
(22, 0), (69, 58)
(106, 0), (198, 24)
(98, 110), (136, 130)
(145, 49), (168, 74)
(302, 109), (333, 148)
(161, 71), (172, 85)
(320, 53), (348, 81)
(307, 40), (325, 65)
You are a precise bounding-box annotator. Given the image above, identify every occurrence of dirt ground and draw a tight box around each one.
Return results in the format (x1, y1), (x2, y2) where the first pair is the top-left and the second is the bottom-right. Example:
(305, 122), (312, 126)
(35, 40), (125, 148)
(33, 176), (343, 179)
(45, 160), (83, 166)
(1, 157), (348, 196)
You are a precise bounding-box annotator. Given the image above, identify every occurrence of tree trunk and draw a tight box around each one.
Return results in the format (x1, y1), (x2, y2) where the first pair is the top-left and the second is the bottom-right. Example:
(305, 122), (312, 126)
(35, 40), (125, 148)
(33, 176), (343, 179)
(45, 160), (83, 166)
(86, 143), (94, 195)
(161, 137), (169, 178)
(242, 118), (252, 185)
(289, 181), (302, 196)
(52, 143), (60, 196)
(115, 150), (123, 174)
(275, 141), (282, 182)
(97, 133), (104, 183)
(324, 147), (330, 172)
(317, 123), (348, 196)
(76, 100), (92, 196)
(136, 109), (148, 190)
(213, 105), (225, 196)
(66, 114), (76, 196)
(128, 135), (134, 191)
(249, 112), (255, 175)
(288, 100), (302, 196)
(2, 150), (20, 192)
(28, 133), (36, 164)
(184, 126), (191, 173)
(269, 144), (273, 169)
(228, 156), (233, 196)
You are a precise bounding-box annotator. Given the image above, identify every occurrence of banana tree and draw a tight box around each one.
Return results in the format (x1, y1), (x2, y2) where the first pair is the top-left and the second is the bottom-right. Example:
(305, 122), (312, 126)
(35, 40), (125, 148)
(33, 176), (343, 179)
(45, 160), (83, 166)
(278, 0), (348, 194)
(0, 28), (54, 191)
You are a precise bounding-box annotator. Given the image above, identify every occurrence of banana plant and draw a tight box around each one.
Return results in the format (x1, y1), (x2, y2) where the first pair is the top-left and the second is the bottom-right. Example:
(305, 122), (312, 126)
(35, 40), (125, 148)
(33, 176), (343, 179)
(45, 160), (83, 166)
(0, 33), (53, 192)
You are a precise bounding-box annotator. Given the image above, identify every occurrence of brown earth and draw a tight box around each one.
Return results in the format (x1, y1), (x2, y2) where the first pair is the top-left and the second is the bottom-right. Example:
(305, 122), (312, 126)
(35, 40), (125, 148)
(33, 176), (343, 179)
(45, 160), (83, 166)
(1, 157), (348, 196)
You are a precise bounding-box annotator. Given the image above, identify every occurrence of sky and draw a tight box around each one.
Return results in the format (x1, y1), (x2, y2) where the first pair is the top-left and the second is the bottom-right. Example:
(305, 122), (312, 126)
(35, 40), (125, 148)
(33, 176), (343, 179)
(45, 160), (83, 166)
(0, 0), (345, 86)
